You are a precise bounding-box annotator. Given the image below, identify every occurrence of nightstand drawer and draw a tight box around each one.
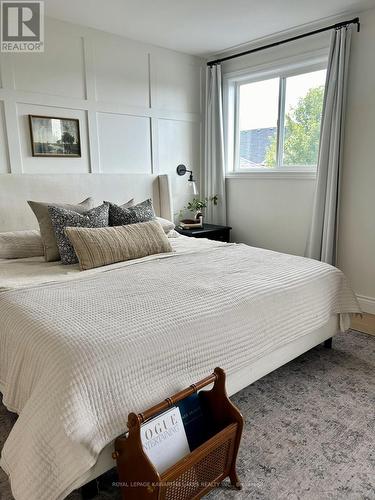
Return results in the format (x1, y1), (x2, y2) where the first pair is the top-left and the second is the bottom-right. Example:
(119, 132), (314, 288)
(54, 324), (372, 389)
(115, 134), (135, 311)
(175, 224), (231, 243)
(205, 230), (230, 243)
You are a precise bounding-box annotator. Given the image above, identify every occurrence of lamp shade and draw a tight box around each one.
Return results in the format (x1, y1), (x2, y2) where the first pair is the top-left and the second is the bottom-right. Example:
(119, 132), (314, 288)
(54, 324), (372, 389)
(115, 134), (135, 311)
(188, 180), (198, 195)
(176, 164), (198, 195)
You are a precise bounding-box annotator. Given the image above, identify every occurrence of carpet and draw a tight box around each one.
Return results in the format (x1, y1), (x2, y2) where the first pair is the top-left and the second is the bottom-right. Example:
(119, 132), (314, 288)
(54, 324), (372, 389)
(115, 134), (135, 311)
(1, 330), (374, 500)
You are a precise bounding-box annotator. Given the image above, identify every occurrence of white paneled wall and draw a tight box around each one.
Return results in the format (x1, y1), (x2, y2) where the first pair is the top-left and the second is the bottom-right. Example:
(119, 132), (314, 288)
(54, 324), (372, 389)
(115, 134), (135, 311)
(97, 113), (152, 173)
(158, 118), (201, 212)
(12, 23), (86, 99)
(93, 35), (150, 107)
(0, 17), (203, 217)
(152, 53), (202, 113)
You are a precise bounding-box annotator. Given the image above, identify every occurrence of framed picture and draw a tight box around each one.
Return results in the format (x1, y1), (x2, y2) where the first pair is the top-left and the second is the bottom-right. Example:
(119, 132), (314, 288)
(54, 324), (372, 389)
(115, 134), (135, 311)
(29, 115), (81, 157)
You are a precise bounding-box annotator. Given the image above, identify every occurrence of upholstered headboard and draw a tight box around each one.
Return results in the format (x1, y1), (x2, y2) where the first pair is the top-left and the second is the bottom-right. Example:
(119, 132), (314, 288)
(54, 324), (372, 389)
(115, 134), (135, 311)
(0, 173), (173, 232)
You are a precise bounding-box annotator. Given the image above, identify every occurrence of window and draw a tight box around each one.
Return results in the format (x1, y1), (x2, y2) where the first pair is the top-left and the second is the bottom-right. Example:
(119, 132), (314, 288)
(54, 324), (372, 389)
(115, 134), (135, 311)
(239, 78), (279, 168)
(226, 59), (327, 173)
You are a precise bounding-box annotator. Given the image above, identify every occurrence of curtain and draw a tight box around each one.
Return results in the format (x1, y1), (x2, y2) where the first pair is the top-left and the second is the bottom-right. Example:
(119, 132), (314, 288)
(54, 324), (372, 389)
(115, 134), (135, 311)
(203, 64), (226, 225)
(305, 26), (352, 265)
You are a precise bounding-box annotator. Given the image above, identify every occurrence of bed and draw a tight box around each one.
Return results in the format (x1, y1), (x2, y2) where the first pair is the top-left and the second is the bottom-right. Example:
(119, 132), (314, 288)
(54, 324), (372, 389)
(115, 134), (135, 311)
(0, 173), (360, 500)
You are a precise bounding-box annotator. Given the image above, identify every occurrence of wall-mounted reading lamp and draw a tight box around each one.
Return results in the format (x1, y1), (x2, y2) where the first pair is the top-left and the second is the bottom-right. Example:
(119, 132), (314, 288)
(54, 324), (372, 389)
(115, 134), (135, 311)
(176, 164), (198, 195)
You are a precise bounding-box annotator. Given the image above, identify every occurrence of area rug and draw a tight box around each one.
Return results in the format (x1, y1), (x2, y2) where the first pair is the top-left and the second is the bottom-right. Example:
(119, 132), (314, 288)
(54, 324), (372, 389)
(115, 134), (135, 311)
(1, 330), (374, 500)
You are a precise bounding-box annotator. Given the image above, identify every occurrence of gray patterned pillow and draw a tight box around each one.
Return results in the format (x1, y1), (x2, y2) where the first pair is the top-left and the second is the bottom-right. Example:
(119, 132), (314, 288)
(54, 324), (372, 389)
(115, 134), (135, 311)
(48, 204), (109, 265)
(108, 199), (155, 226)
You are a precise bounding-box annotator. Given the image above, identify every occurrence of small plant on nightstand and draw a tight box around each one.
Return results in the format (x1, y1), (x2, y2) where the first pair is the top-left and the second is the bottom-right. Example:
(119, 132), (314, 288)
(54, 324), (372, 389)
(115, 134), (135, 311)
(178, 195), (218, 221)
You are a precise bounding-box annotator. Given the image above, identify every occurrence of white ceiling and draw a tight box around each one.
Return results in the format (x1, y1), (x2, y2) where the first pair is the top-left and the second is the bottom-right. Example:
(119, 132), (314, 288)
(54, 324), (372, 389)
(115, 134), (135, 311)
(45, 0), (375, 56)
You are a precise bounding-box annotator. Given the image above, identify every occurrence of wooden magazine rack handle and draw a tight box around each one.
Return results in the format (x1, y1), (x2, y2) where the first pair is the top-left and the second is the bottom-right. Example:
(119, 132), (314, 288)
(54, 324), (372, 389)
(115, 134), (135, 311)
(138, 372), (217, 423)
(114, 367), (243, 500)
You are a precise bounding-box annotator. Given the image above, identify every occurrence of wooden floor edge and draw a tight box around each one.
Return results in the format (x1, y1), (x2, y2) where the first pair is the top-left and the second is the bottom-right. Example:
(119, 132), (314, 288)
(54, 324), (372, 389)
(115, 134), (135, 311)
(351, 313), (375, 336)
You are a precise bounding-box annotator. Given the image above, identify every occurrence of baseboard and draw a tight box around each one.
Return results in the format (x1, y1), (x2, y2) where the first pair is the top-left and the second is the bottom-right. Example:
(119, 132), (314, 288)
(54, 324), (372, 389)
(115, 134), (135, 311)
(356, 294), (375, 315)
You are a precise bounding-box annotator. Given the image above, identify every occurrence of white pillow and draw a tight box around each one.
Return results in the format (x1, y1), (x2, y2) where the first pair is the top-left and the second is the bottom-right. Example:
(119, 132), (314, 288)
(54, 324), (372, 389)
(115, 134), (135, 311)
(0, 230), (44, 259)
(156, 217), (175, 234)
(167, 229), (180, 238)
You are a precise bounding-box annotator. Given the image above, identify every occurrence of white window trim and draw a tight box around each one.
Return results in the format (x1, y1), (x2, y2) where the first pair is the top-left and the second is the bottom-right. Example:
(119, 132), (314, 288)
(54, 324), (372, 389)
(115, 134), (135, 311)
(223, 49), (328, 178)
(225, 171), (317, 180)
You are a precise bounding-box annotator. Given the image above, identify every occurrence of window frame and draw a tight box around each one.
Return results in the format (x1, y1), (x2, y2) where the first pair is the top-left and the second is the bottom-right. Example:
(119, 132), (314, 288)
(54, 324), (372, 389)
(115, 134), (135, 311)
(224, 50), (328, 177)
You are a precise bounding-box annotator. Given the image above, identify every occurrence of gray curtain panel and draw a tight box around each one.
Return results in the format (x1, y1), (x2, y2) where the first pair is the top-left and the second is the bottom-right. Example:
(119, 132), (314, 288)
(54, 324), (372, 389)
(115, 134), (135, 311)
(203, 64), (226, 225)
(305, 26), (352, 265)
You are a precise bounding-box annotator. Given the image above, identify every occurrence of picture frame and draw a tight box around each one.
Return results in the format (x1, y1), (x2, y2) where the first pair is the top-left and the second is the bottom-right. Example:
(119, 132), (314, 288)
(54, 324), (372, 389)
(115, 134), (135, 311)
(29, 115), (81, 157)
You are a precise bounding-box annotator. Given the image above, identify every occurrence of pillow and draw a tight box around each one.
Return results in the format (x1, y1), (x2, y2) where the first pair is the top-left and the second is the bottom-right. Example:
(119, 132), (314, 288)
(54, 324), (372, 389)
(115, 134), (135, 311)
(115, 198), (135, 209)
(28, 198), (94, 262)
(167, 229), (180, 238)
(65, 220), (173, 271)
(156, 217), (175, 234)
(103, 198), (135, 209)
(48, 204), (109, 265)
(108, 199), (155, 226)
(0, 230), (44, 259)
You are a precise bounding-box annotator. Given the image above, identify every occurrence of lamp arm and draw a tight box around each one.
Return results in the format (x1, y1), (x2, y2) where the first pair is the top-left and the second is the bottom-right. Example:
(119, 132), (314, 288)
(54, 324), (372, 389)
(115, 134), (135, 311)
(176, 164), (196, 187)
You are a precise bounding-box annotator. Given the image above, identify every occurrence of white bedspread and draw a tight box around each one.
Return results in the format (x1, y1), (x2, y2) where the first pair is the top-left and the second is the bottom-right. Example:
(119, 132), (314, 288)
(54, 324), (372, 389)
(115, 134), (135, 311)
(0, 237), (360, 500)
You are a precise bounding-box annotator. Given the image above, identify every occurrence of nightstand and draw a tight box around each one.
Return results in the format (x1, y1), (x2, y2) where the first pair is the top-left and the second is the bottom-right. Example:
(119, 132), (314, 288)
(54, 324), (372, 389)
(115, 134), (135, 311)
(175, 223), (232, 243)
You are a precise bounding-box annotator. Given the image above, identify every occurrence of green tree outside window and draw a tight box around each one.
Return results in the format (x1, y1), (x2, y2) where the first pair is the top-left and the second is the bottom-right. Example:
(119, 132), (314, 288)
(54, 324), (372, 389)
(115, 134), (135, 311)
(264, 85), (324, 167)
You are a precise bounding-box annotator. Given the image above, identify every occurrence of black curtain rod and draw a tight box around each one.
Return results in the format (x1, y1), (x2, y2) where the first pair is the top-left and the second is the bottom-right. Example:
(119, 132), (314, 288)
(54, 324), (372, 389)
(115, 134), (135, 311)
(207, 17), (360, 66)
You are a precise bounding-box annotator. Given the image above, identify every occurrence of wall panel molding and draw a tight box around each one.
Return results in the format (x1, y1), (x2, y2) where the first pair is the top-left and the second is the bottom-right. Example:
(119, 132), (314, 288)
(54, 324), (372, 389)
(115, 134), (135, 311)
(0, 89), (202, 122)
(82, 36), (97, 101)
(87, 109), (100, 173)
(3, 99), (22, 172)
(0, 16), (203, 217)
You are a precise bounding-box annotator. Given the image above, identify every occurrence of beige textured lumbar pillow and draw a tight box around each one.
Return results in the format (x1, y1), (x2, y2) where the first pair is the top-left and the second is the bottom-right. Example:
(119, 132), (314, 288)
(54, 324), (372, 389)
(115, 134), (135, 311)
(0, 230), (44, 259)
(65, 219), (173, 270)
(28, 198), (94, 262)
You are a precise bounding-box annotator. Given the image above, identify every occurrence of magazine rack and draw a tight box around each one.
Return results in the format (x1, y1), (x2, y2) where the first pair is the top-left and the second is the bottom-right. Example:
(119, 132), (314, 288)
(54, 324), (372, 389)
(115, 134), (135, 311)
(113, 367), (243, 500)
